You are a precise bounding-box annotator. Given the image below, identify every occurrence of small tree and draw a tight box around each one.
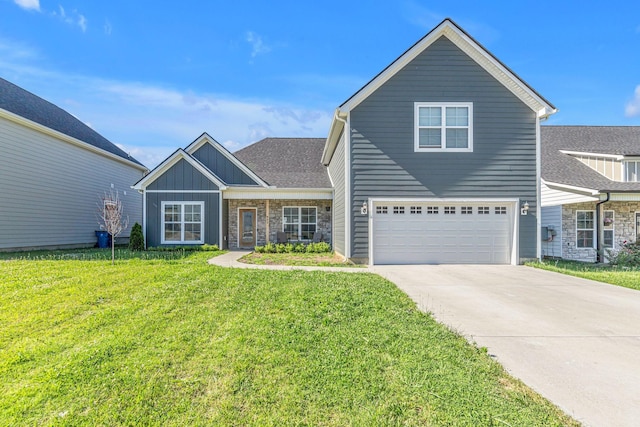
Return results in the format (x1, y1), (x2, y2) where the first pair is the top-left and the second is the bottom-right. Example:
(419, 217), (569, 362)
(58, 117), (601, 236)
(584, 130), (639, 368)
(129, 222), (144, 251)
(97, 189), (129, 264)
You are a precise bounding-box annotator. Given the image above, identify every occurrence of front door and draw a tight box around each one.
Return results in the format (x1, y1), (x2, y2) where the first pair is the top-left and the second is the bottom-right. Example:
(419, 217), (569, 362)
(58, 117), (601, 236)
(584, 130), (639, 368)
(239, 208), (256, 248)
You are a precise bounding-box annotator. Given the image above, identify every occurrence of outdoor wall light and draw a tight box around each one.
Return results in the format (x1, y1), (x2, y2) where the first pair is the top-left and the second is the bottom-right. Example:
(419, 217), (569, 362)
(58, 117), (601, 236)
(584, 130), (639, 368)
(521, 201), (530, 216)
(360, 201), (368, 215)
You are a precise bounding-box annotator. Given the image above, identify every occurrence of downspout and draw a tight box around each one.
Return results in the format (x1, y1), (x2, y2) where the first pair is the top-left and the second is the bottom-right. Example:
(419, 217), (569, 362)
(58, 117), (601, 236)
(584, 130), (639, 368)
(595, 192), (610, 263)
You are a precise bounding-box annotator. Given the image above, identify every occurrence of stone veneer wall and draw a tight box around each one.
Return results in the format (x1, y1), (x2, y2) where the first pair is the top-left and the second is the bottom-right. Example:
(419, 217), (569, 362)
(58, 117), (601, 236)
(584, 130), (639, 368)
(227, 199), (332, 249)
(562, 201), (640, 262)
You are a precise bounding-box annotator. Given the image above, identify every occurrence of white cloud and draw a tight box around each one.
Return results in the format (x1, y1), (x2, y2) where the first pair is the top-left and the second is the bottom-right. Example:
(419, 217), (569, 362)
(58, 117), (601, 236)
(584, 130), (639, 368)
(625, 85), (640, 117)
(51, 5), (88, 32)
(104, 19), (112, 36)
(13, 0), (40, 11)
(78, 14), (87, 32)
(246, 31), (271, 58)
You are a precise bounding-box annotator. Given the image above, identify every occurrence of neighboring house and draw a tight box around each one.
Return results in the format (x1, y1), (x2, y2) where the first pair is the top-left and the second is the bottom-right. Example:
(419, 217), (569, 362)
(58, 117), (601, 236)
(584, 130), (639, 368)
(541, 126), (640, 262)
(136, 18), (558, 265)
(132, 133), (332, 249)
(322, 18), (555, 264)
(0, 77), (147, 251)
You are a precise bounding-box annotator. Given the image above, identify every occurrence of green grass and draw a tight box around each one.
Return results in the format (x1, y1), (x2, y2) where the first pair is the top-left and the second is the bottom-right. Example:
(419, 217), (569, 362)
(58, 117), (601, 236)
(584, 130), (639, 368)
(0, 247), (220, 261)
(528, 259), (640, 291)
(0, 251), (578, 426)
(239, 251), (364, 267)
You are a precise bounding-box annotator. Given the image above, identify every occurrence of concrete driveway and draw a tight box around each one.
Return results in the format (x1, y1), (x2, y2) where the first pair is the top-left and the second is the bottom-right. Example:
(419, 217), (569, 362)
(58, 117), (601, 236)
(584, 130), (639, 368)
(372, 265), (640, 427)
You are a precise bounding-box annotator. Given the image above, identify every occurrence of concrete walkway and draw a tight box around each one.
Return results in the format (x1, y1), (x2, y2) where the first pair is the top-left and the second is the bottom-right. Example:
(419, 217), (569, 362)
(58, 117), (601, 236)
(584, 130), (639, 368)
(207, 250), (370, 273)
(373, 264), (640, 427)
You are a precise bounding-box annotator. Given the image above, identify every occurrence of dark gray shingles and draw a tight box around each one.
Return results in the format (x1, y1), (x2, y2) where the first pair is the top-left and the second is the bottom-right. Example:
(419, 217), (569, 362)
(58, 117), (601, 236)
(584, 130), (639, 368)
(542, 126), (640, 191)
(0, 77), (145, 167)
(233, 138), (331, 188)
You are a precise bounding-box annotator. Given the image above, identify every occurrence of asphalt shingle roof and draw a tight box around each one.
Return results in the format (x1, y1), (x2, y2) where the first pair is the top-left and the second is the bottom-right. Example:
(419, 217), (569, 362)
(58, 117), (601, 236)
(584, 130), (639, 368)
(0, 77), (145, 167)
(542, 126), (640, 192)
(234, 138), (331, 188)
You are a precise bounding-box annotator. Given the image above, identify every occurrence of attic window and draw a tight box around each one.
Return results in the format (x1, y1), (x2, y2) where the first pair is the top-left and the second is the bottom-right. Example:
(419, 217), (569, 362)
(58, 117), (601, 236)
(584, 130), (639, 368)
(415, 102), (473, 152)
(624, 161), (640, 182)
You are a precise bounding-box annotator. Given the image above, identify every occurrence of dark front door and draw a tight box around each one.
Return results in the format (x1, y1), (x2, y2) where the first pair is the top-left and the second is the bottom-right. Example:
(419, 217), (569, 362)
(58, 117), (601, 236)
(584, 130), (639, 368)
(239, 208), (256, 248)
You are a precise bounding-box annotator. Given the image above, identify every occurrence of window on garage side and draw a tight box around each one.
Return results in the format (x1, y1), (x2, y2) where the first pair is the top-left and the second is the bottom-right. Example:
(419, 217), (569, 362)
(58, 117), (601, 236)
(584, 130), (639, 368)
(603, 210), (614, 249)
(426, 206), (439, 214)
(461, 206), (472, 215)
(376, 206), (388, 214)
(283, 207), (317, 240)
(478, 206), (489, 214)
(393, 206), (405, 214)
(444, 206), (455, 214)
(415, 102), (473, 152)
(495, 206), (507, 215)
(161, 201), (204, 244)
(410, 206), (422, 214)
(576, 210), (595, 248)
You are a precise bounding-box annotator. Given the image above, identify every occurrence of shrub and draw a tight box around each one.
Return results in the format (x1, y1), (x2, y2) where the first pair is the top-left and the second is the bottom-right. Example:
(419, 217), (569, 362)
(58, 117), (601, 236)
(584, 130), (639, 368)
(294, 243), (306, 253)
(275, 243), (287, 253)
(263, 243), (277, 253)
(254, 245), (265, 253)
(305, 242), (332, 253)
(606, 241), (640, 267)
(128, 222), (144, 251)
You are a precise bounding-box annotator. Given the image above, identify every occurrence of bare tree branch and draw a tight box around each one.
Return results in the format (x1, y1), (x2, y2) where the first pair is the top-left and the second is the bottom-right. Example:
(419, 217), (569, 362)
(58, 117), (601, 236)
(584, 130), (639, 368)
(97, 189), (129, 264)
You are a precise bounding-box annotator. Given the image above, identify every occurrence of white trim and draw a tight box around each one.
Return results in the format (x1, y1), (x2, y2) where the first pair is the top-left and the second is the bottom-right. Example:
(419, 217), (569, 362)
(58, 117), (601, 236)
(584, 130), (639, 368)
(636, 212), (640, 243)
(367, 198), (519, 265)
(345, 113), (352, 258)
(223, 187), (332, 200)
(559, 150), (624, 161)
(576, 210), (596, 249)
(160, 201), (205, 245)
(185, 133), (269, 188)
(602, 209), (615, 250)
(142, 191), (147, 249)
(237, 207), (257, 249)
(132, 149), (228, 191)
(536, 116), (541, 260)
(414, 102), (473, 152)
(541, 179), (600, 196)
(282, 206), (318, 241)
(219, 193), (223, 249)
(144, 190), (220, 193)
(0, 107), (148, 172)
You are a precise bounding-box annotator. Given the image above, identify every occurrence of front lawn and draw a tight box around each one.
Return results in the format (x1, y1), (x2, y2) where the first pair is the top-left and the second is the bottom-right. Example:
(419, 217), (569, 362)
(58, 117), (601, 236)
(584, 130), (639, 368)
(1, 251), (577, 426)
(239, 251), (364, 267)
(528, 259), (640, 291)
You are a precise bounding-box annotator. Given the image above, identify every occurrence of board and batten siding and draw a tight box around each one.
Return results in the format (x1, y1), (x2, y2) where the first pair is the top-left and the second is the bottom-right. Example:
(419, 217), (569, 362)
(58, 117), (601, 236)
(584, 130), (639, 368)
(541, 205), (562, 259)
(349, 36), (538, 260)
(191, 143), (259, 185)
(327, 133), (346, 256)
(0, 116), (144, 250)
(144, 157), (220, 247)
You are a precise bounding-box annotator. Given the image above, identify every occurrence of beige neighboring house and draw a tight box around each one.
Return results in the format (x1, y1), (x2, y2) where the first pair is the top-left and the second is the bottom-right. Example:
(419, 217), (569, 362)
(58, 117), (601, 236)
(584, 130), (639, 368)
(0, 77), (148, 251)
(541, 126), (640, 262)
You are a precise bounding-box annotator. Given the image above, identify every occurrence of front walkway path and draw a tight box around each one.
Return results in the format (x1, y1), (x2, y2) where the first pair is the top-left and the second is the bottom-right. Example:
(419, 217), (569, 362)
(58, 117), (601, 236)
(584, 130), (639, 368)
(208, 250), (370, 273)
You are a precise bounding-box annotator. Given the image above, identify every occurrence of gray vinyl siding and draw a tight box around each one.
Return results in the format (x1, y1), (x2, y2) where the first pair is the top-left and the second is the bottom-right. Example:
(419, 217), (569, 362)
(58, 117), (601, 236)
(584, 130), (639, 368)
(541, 205), (562, 259)
(191, 143), (259, 185)
(0, 116), (145, 250)
(147, 158), (219, 191)
(145, 192), (220, 248)
(349, 36), (538, 260)
(327, 133), (346, 255)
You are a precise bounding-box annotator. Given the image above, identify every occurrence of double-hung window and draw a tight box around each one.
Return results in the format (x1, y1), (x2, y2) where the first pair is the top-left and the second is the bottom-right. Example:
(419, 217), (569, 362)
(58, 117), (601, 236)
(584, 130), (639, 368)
(624, 161), (640, 182)
(161, 201), (204, 244)
(603, 210), (614, 249)
(283, 207), (317, 240)
(576, 210), (595, 248)
(415, 102), (473, 152)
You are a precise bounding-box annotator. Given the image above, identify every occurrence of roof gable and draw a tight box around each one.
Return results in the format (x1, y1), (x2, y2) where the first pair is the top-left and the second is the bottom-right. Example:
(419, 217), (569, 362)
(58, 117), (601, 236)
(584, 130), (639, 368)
(132, 149), (227, 190)
(185, 132), (268, 187)
(0, 77), (146, 169)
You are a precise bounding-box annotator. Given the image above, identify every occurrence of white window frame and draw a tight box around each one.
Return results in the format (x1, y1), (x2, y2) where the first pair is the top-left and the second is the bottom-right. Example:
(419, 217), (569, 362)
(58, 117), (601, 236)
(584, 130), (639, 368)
(414, 102), (473, 152)
(624, 161), (640, 182)
(576, 210), (595, 249)
(161, 201), (205, 244)
(602, 210), (614, 249)
(283, 206), (317, 241)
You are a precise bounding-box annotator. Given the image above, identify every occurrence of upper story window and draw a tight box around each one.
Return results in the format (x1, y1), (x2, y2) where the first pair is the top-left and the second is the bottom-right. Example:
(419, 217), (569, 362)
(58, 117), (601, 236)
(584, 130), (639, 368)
(414, 102), (473, 152)
(624, 161), (640, 182)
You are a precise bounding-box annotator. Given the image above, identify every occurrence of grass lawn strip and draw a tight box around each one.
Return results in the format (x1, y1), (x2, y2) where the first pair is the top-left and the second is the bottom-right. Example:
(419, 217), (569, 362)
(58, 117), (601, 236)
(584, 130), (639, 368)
(1, 250), (577, 425)
(528, 259), (640, 291)
(239, 251), (364, 267)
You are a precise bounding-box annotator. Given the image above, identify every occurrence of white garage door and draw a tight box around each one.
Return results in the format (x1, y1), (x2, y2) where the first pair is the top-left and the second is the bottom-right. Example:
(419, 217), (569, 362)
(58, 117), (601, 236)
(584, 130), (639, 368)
(372, 201), (515, 265)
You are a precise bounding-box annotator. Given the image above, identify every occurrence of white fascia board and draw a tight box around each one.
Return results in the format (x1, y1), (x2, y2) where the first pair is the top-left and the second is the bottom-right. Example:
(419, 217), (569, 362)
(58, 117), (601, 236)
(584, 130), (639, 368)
(132, 149), (227, 191)
(559, 150), (624, 160)
(337, 19), (555, 118)
(0, 107), (148, 172)
(541, 179), (600, 196)
(321, 110), (347, 166)
(224, 187), (333, 200)
(184, 132), (269, 188)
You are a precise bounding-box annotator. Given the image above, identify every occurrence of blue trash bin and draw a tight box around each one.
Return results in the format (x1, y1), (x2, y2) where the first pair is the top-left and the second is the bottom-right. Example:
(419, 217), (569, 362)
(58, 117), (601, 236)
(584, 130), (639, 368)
(95, 230), (109, 248)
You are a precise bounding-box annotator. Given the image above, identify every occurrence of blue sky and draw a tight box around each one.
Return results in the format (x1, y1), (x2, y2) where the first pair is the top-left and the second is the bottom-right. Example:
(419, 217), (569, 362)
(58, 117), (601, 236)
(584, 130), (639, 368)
(1, 0), (640, 168)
